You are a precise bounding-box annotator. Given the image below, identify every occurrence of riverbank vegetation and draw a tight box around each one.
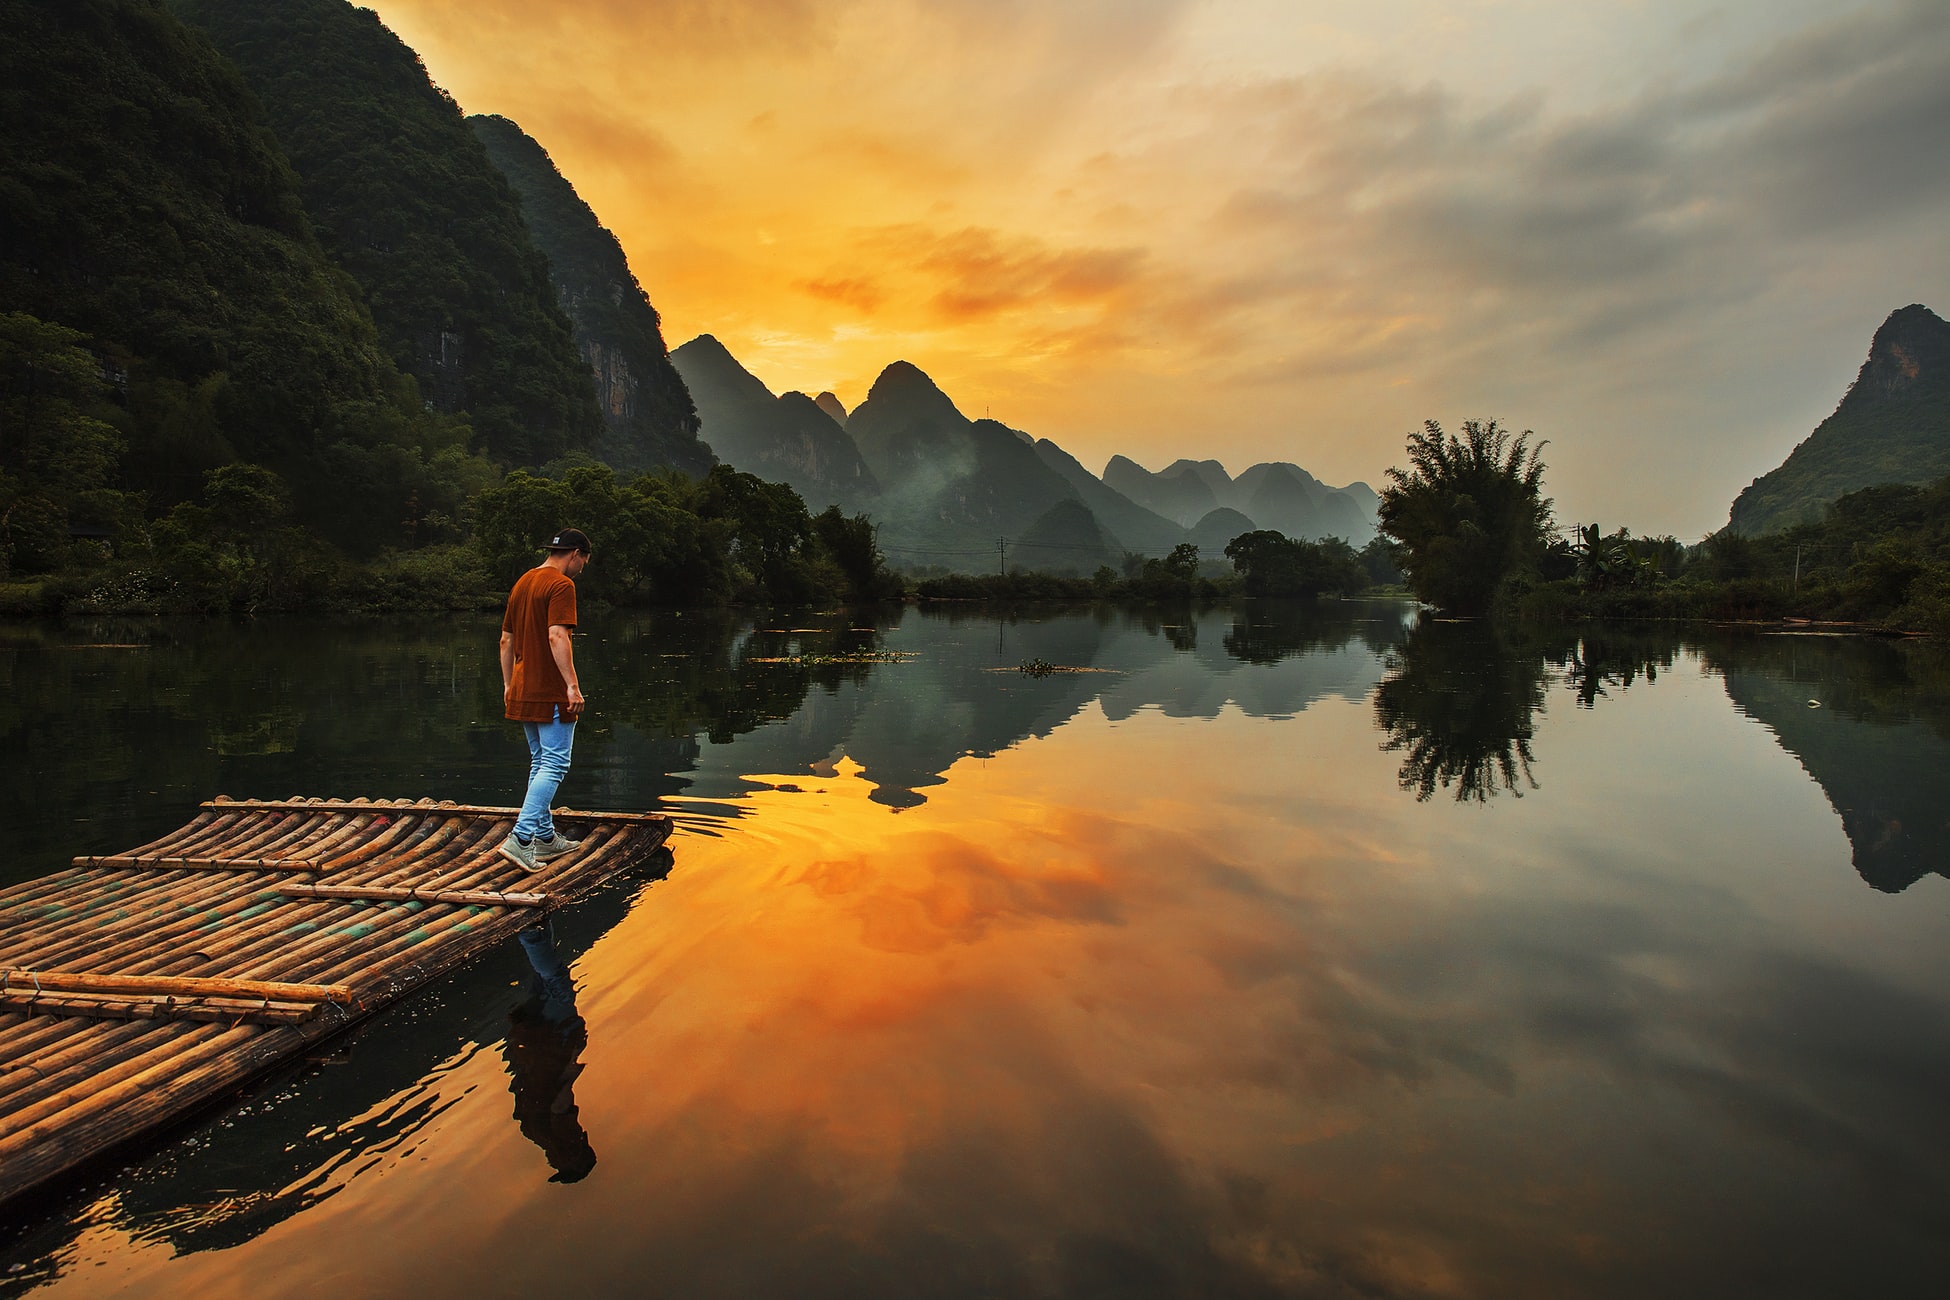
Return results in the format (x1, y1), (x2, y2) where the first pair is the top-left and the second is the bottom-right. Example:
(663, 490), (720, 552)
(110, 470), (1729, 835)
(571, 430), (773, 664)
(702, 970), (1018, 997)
(1516, 472), (1950, 634)
(1367, 415), (1949, 635)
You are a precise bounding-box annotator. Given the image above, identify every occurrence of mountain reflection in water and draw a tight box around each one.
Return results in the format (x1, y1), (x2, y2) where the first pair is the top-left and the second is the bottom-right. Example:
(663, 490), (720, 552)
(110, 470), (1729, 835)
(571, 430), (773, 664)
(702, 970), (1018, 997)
(2, 605), (1948, 1297)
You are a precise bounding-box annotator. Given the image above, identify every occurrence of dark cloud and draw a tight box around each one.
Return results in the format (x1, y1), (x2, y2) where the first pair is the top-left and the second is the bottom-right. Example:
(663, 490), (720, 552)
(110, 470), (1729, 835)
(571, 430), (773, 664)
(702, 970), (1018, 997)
(1208, 0), (1950, 356)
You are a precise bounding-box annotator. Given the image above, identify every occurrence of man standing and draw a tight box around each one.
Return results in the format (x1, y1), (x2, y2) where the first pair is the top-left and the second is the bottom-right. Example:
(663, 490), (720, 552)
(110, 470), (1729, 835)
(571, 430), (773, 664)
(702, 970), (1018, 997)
(498, 527), (591, 871)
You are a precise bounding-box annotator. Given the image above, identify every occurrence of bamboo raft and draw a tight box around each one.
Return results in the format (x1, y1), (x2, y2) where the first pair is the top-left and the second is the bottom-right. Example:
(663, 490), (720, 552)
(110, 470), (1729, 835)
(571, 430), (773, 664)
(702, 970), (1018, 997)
(0, 796), (672, 1210)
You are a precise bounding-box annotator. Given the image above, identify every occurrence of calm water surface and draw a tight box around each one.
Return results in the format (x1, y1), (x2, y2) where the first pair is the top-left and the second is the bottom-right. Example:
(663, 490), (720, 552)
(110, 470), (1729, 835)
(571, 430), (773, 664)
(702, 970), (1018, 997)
(2, 603), (1948, 1298)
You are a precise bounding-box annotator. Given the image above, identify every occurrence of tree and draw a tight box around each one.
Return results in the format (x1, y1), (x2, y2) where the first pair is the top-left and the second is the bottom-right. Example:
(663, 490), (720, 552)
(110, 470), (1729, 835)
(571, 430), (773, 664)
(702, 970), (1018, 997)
(1570, 523), (1639, 591)
(0, 312), (131, 576)
(1378, 419), (1553, 615)
(1224, 530), (1367, 597)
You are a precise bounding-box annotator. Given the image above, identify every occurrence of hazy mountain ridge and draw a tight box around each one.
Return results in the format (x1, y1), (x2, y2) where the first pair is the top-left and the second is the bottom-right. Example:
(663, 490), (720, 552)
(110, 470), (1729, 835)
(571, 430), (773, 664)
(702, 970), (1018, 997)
(1729, 304), (1950, 536)
(1109, 455), (1378, 544)
(670, 335), (876, 506)
(680, 336), (1380, 568)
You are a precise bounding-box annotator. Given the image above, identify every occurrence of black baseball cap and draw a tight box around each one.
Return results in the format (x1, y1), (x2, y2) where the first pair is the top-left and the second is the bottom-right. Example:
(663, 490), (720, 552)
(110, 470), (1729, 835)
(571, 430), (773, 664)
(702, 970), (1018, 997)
(544, 527), (592, 554)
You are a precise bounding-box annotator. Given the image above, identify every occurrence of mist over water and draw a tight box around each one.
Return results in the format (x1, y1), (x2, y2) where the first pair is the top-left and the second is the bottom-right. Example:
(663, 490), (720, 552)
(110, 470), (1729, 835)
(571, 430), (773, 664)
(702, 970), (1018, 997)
(3, 604), (1948, 1297)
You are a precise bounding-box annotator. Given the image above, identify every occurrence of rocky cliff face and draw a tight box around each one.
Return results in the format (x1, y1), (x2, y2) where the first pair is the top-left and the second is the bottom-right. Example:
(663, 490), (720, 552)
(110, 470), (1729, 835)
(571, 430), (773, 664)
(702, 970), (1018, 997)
(469, 114), (711, 477)
(1729, 304), (1950, 536)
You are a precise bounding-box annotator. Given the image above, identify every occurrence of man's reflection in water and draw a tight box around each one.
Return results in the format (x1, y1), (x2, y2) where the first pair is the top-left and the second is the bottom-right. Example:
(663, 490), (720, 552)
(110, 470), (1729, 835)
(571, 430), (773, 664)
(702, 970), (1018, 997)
(502, 921), (596, 1183)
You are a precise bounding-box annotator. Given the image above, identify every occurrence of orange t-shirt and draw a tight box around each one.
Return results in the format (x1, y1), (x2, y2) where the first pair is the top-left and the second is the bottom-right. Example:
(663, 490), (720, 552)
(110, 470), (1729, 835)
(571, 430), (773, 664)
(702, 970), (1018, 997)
(502, 566), (579, 721)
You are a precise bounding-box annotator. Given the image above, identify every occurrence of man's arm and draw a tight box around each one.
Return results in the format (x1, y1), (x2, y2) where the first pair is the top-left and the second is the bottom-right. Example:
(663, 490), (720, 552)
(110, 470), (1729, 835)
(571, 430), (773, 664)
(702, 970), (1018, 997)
(499, 630), (516, 706)
(548, 624), (584, 713)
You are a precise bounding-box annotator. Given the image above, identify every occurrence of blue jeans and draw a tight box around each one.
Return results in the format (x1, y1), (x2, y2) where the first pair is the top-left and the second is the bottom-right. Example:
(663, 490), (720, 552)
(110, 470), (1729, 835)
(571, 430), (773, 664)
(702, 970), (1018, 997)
(516, 707), (575, 842)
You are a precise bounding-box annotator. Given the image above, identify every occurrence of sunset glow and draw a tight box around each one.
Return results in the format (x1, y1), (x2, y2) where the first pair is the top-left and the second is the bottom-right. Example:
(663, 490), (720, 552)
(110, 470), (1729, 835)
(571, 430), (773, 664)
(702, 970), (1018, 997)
(366, 0), (1948, 535)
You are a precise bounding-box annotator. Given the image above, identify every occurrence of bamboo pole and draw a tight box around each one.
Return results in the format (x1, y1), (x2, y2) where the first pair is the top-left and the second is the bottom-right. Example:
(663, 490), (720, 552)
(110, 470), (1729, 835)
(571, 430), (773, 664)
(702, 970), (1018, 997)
(0, 1028), (181, 1127)
(0, 1021), (104, 1090)
(0, 805), (672, 1208)
(205, 797), (674, 825)
(0, 1020), (154, 1103)
(335, 815), (472, 881)
(0, 1021), (231, 1143)
(0, 877), (277, 974)
(276, 884), (552, 908)
(0, 1023), (261, 1153)
(0, 970), (351, 1004)
(73, 855), (318, 872)
(0, 992), (316, 1027)
(0, 1022), (290, 1205)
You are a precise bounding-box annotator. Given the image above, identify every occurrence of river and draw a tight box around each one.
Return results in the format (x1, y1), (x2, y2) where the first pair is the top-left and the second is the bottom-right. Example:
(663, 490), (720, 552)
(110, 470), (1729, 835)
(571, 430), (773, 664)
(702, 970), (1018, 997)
(2, 602), (1947, 1297)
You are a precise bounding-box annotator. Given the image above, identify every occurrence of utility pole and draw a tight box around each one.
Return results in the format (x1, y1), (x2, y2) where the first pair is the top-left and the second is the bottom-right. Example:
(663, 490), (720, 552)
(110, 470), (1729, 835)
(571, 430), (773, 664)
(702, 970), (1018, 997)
(998, 537), (1007, 576)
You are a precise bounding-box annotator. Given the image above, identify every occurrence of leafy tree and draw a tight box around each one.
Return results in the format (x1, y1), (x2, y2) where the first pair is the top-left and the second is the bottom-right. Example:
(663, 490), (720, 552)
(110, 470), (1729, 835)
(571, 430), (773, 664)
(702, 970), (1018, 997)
(812, 506), (898, 604)
(152, 464), (336, 613)
(1358, 535), (1403, 587)
(0, 313), (137, 576)
(1378, 419), (1553, 615)
(1224, 530), (1367, 597)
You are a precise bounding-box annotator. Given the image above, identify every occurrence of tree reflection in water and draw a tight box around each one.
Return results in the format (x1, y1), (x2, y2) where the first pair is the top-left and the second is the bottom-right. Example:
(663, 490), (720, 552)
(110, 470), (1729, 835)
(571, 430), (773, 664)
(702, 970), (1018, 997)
(1375, 619), (1687, 802)
(1558, 630), (1681, 708)
(1373, 620), (1548, 802)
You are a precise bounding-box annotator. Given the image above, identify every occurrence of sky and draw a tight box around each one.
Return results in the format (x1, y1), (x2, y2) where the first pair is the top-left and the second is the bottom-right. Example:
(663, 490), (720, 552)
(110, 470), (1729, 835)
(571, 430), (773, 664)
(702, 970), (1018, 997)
(366, 0), (1950, 538)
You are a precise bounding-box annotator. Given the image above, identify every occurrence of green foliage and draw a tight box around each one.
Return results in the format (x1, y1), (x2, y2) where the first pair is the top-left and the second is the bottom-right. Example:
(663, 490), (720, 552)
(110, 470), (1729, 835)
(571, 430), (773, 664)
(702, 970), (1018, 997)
(151, 464), (338, 614)
(1568, 523), (1673, 591)
(1358, 535), (1403, 587)
(1378, 419), (1554, 616)
(1518, 472), (1950, 630)
(0, 0), (392, 441)
(1223, 530), (1367, 598)
(472, 464), (896, 609)
(172, 0), (602, 466)
(468, 114), (708, 477)
(0, 312), (141, 578)
(812, 506), (901, 603)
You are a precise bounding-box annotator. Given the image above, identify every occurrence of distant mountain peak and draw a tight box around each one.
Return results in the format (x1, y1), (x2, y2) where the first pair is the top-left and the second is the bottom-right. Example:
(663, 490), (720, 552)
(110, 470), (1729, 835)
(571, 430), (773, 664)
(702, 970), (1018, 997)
(814, 391), (848, 427)
(864, 360), (967, 419)
(1857, 303), (1947, 398)
(1728, 303), (1950, 535)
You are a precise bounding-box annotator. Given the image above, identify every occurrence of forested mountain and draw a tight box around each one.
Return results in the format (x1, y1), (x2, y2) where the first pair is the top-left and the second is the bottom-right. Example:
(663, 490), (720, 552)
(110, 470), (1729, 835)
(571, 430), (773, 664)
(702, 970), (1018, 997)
(1729, 304), (1950, 536)
(172, 0), (601, 466)
(1014, 499), (1124, 576)
(1031, 440), (1185, 554)
(0, 0), (487, 564)
(468, 114), (710, 477)
(845, 362), (1079, 549)
(669, 335), (875, 508)
(1105, 456), (1220, 525)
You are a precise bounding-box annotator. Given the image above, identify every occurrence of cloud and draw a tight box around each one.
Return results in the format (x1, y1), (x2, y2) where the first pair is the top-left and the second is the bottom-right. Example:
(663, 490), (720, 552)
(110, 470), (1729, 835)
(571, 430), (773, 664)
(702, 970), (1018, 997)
(857, 225), (1148, 322)
(797, 275), (889, 313)
(367, 0), (1950, 534)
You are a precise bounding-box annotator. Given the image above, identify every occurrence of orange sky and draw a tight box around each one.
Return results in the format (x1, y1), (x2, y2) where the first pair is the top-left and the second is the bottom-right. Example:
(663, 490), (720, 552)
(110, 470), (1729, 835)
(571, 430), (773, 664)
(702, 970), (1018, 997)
(366, 0), (1949, 537)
